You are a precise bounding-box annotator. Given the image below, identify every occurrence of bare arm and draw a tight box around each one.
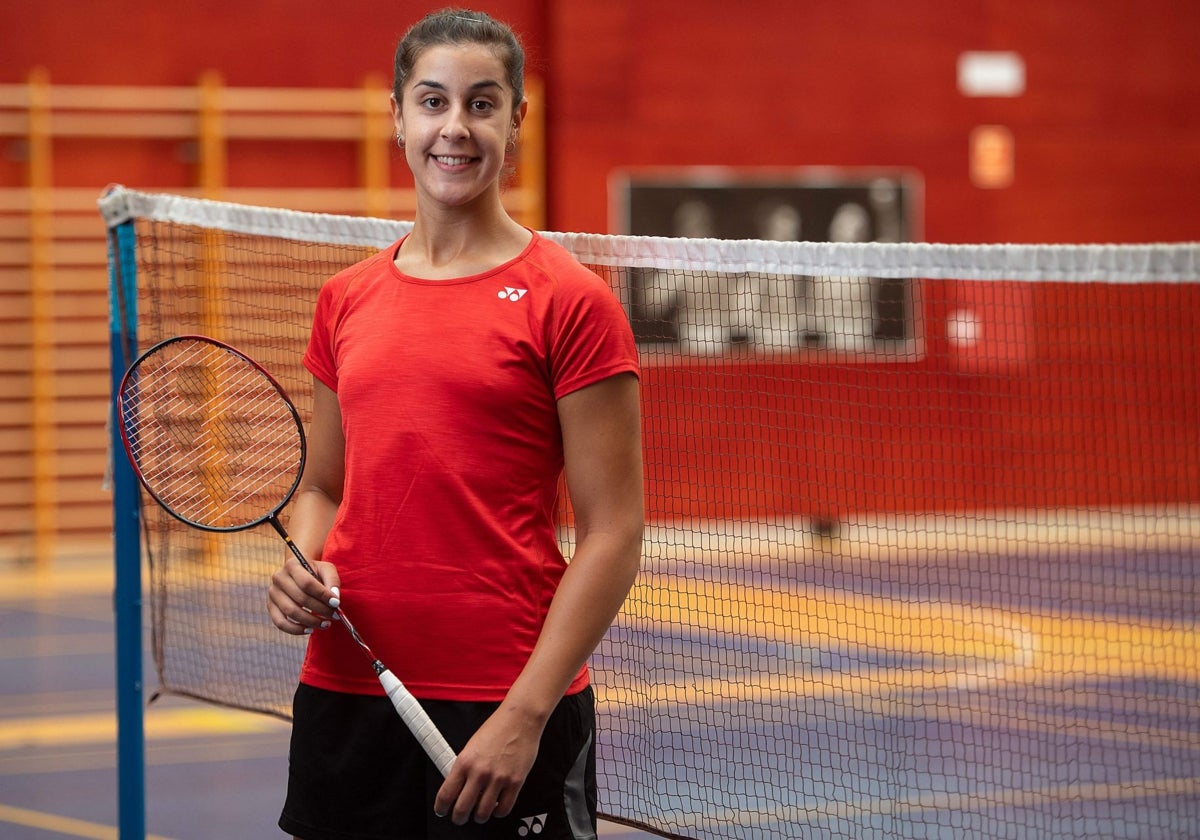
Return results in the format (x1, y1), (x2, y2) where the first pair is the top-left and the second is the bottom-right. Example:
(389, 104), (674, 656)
(267, 377), (345, 633)
(436, 372), (644, 824)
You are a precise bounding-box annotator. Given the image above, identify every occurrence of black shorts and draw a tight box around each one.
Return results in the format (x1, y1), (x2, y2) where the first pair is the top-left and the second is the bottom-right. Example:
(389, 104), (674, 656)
(278, 683), (597, 840)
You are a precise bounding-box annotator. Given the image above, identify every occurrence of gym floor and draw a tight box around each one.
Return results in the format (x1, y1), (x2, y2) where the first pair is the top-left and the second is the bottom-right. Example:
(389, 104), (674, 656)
(0, 553), (654, 839)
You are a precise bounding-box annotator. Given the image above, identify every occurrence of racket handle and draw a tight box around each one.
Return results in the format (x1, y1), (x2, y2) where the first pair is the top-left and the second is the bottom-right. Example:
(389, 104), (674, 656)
(376, 666), (458, 778)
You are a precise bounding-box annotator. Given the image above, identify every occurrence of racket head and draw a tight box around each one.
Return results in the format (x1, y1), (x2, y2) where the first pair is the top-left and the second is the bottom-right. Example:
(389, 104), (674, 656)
(118, 334), (306, 532)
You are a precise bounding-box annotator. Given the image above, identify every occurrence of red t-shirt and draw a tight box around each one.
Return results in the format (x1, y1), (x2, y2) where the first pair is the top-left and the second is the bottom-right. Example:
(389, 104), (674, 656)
(300, 232), (639, 701)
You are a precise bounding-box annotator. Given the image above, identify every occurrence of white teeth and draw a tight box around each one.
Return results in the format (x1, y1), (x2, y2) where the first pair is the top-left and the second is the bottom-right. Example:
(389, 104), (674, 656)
(435, 156), (471, 166)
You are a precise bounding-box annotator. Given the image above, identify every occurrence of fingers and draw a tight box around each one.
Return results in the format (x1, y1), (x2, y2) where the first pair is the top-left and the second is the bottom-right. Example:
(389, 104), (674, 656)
(431, 707), (542, 824)
(434, 765), (520, 826)
(267, 558), (341, 635)
(433, 725), (533, 826)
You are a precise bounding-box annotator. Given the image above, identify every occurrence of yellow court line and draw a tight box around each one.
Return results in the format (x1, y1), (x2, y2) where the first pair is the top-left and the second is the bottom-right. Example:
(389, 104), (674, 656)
(0, 706), (288, 750)
(2, 690), (115, 717)
(633, 571), (1195, 667)
(678, 775), (1200, 832)
(0, 632), (113, 659)
(630, 574), (1034, 654)
(613, 574), (1200, 711)
(3, 561), (115, 601)
(0, 734), (292, 778)
(0, 802), (174, 840)
(1024, 613), (1200, 680)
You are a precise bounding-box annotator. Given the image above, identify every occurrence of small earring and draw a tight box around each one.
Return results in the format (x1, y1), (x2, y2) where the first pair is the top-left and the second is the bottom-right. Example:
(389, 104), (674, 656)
(396, 134), (405, 149)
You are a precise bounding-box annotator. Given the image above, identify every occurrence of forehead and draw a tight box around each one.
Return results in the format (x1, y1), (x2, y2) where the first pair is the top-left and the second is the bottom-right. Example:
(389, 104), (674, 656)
(407, 43), (509, 91)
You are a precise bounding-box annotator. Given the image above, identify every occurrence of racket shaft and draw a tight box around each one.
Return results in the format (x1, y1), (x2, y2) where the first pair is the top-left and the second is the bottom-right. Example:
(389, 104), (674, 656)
(122, 339), (460, 777)
(269, 516), (320, 579)
(270, 517), (456, 774)
(377, 668), (457, 777)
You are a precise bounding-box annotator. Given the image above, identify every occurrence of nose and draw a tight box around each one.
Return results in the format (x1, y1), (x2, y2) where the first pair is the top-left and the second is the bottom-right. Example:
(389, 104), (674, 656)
(441, 103), (470, 141)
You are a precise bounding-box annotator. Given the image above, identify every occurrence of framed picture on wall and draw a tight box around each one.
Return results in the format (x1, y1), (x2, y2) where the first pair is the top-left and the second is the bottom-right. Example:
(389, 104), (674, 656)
(609, 168), (923, 360)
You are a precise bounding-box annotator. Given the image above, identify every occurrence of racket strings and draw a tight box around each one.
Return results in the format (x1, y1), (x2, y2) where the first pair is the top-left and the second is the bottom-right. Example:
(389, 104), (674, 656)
(123, 341), (303, 530)
(121, 335), (459, 778)
(131, 397), (296, 523)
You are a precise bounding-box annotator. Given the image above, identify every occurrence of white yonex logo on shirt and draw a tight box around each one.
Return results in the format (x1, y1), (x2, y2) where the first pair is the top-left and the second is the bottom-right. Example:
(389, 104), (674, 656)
(499, 286), (528, 301)
(517, 813), (547, 835)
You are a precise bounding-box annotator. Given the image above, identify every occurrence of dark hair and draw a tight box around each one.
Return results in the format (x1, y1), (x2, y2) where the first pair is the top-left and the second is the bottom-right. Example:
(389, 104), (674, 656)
(393, 8), (525, 113)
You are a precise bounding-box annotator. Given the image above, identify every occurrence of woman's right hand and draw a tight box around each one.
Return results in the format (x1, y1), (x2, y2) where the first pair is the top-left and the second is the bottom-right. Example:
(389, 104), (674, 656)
(267, 555), (342, 635)
(267, 377), (345, 636)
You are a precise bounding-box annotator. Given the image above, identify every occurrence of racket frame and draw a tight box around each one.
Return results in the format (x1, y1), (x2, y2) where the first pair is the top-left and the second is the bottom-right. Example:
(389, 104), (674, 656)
(117, 334), (306, 534)
(117, 334), (457, 777)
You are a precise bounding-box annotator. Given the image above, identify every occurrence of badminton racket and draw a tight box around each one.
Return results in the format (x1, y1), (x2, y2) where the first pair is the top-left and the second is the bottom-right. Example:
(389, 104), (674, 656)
(117, 334), (457, 776)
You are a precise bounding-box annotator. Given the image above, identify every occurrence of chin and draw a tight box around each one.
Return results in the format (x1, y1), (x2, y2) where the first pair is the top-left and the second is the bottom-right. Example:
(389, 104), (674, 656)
(424, 180), (500, 209)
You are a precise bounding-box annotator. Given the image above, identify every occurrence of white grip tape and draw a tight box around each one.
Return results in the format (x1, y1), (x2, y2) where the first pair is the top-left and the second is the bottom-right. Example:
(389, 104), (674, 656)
(377, 668), (457, 777)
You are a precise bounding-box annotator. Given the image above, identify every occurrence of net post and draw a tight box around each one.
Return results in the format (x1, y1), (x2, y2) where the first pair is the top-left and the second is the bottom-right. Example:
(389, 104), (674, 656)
(104, 186), (145, 840)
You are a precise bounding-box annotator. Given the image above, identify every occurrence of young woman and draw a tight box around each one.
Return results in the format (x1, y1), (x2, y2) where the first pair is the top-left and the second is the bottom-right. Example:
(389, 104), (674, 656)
(266, 9), (643, 839)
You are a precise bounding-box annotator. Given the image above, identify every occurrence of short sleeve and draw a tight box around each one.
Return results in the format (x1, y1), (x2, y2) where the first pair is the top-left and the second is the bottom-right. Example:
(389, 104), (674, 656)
(303, 280), (340, 392)
(548, 264), (640, 399)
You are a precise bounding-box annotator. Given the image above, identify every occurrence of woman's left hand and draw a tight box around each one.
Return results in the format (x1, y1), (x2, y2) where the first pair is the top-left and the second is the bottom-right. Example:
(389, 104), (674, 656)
(433, 703), (543, 824)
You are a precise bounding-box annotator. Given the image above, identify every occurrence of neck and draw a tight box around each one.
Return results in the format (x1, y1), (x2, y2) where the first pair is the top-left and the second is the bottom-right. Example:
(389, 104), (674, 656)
(397, 202), (531, 280)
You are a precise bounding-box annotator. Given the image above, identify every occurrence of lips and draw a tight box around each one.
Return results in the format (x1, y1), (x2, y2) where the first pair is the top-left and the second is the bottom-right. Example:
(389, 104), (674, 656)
(433, 155), (476, 167)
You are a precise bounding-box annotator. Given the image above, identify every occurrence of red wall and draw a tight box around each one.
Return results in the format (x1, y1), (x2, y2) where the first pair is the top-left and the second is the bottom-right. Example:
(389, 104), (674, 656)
(547, 0), (1200, 241)
(4, 1), (1197, 521)
(0, 1), (544, 88)
(542, 1), (1200, 520)
(8, 1), (1198, 242)
(641, 282), (1199, 522)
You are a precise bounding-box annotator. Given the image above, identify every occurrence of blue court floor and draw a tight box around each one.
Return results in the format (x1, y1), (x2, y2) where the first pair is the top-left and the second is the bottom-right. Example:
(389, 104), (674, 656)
(0, 553), (654, 840)
(8, 526), (1199, 839)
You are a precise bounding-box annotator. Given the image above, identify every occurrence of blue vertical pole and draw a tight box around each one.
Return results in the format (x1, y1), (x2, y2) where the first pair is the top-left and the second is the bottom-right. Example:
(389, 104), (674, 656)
(107, 212), (144, 839)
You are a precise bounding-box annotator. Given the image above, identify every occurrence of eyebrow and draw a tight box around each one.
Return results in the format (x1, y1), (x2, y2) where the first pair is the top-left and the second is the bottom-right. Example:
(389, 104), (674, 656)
(412, 79), (504, 93)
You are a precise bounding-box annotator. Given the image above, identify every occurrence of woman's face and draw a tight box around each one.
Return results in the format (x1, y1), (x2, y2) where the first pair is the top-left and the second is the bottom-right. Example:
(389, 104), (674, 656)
(392, 43), (525, 212)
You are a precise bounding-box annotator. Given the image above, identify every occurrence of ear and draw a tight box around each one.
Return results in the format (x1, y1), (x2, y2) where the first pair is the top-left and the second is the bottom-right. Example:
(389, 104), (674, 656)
(512, 98), (529, 132)
(389, 94), (402, 134)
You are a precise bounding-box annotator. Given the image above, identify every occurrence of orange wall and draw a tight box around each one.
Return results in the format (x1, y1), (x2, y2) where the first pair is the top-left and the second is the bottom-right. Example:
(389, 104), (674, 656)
(4, 1), (1197, 521)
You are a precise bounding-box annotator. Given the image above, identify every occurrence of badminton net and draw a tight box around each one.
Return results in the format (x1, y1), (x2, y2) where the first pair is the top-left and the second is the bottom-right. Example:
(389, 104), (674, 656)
(100, 187), (1200, 839)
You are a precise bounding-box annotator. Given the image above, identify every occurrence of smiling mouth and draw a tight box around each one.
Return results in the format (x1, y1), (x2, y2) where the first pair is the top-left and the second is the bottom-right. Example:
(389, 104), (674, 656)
(433, 155), (476, 167)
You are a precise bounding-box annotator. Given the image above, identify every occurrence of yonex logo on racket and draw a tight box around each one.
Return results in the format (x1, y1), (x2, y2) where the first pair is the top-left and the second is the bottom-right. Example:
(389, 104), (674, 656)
(498, 286), (528, 302)
(517, 813), (547, 835)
